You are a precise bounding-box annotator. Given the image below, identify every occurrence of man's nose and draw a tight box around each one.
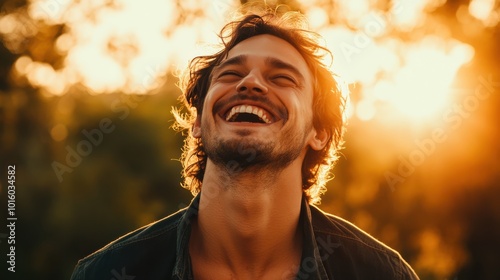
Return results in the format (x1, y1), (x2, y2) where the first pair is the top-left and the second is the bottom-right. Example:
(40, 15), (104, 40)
(236, 71), (268, 94)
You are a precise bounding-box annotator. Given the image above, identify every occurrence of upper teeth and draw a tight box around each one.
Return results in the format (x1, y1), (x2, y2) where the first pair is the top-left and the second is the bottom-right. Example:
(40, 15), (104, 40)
(225, 105), (271, 124)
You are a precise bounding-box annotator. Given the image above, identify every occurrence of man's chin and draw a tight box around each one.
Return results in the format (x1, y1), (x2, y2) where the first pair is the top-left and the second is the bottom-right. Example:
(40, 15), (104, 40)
(205, 137), (303, 173)
(206, 138), (271, 169)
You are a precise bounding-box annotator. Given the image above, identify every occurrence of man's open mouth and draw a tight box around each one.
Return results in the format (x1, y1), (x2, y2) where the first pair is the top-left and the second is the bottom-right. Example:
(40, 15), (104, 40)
(224, 104), (273, 124)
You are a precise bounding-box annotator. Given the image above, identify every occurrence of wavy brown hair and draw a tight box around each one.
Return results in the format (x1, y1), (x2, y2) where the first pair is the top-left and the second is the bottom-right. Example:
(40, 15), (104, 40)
(173, 10), (346, 205)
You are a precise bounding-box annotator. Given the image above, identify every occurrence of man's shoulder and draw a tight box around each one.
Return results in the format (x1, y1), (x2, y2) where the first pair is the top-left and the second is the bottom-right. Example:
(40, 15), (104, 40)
(70, 208), (186, 280)
(85, 208), (185, 258)
(309, 205), (419, 279)
(310, 205), (395, 253)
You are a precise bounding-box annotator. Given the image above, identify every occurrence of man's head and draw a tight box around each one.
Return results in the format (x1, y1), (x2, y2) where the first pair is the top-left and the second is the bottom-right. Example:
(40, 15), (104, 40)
(174, 10), (346, 204)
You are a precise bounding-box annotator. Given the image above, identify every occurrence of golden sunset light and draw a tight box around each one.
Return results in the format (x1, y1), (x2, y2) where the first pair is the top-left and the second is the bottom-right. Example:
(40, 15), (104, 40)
(1, 0), (498, 279)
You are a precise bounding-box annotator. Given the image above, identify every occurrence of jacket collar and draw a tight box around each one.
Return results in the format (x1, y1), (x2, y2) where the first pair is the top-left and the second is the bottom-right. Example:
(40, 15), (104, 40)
(172, 194), (200, 279)
(296, 195), (329, 279)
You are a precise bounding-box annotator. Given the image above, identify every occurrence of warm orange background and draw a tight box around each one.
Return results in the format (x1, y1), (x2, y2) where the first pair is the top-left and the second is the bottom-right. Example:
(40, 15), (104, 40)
(1, 0), (499, 279)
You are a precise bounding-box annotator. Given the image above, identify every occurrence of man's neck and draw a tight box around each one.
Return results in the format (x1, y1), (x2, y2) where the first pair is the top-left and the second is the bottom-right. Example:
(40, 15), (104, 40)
(189, 159), (305, 279)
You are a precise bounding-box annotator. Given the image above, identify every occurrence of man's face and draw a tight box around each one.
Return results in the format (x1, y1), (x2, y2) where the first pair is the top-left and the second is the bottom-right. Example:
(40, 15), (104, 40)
(193, 34), (324, 170)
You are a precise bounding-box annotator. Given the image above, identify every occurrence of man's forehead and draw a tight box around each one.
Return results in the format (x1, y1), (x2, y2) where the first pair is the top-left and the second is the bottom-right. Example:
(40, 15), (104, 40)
(224, 35), (306, 65)
(217, 35), (311, 79)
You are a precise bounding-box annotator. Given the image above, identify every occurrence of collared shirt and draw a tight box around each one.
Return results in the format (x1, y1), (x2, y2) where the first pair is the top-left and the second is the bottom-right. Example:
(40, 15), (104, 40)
(70, 194), (419, 279)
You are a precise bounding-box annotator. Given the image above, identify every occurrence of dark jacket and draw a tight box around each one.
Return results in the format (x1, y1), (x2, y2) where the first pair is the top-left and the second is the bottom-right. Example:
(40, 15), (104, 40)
(70, 194), (419, 279)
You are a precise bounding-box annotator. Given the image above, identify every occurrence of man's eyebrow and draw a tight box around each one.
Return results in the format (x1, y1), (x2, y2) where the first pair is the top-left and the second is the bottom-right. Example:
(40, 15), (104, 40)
(265, 57), (305, 82)
(214, 55), (248, 72)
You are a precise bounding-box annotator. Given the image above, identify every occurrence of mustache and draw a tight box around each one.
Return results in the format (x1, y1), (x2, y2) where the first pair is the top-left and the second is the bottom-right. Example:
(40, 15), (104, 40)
(213, 94), (287, 119)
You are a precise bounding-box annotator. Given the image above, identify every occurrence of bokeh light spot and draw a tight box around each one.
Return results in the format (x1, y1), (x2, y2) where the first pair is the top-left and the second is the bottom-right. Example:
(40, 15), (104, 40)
(50, 124), (68, 142)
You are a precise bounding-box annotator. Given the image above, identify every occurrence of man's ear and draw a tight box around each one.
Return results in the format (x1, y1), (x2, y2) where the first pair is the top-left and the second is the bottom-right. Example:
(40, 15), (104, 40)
(192, 114), (201, 138)
(308, 128), (329, 151)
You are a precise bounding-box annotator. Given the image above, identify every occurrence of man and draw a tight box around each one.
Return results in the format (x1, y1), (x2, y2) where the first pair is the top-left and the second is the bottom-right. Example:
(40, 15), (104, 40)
(71, 10), (419, 280)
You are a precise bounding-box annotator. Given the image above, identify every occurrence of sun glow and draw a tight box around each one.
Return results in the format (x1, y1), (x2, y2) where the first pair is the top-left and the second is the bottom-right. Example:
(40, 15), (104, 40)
(469, 0), (499, 26)
(319, 10), (474, 122)
(2, 0), (476, 120)
(372, 38), (474, 119)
